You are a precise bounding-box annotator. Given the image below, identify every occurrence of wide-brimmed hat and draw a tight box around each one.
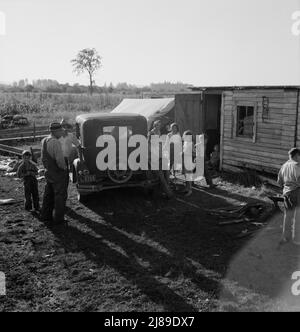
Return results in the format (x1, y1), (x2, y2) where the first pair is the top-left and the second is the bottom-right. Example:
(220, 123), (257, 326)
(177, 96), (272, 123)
(60, 119), (73, 129)
(49, 122), (63, 132)
(22, 150), (32, 157)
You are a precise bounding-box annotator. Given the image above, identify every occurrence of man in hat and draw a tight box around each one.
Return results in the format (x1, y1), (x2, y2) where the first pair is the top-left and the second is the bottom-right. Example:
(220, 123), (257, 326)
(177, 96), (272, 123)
(40, 122), (69, 226)
(59, 119), (80, 168)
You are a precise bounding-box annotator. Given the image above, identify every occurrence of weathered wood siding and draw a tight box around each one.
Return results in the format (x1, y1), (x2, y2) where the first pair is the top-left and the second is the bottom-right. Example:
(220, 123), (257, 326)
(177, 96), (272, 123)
(221, 89), (300, 174)
(175, 94), (203, 135)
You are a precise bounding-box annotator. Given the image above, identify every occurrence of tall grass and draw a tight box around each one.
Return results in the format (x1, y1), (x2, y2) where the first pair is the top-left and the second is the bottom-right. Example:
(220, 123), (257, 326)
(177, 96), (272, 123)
(0, 92), (140, 125)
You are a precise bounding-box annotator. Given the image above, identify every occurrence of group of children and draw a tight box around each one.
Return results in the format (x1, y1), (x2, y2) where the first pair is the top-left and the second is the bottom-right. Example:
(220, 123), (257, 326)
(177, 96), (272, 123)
(149, 120), (220, 197)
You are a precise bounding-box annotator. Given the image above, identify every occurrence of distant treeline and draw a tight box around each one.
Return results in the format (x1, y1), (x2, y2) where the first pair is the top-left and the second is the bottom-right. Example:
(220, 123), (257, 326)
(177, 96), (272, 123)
(0, 79), (191, 94)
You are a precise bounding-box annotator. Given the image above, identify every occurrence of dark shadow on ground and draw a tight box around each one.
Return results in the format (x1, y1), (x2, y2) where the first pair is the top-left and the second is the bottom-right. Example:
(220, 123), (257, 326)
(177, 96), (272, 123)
(63, 186), (270, 304)
(50, 219), (197, 312)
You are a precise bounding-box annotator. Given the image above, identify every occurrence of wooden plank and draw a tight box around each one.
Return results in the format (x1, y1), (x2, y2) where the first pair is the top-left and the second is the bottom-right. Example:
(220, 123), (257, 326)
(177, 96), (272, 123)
(224, 129), (300, 145)
(223, 116), (232, 123)
(258, 137), (294, 145)
(225, 106), (297, 116)
(258, 132), (294, 140)
(223, 160), (279, 174)
(253, 102), (258, 143)
(256, 111), (296, 119)
(223, 138), (291, 153)
(222, 154), (283, 170)
(223, 152), (286, 167)
(175, 94), (203, 135)
(224, 105), (233, 111)
(220, 93), (225, 171)
(258, 123), (295, 132)
(224, 138), (292, 151)
(231, 97), (297, 105)
(232, 92), (285, 99)
(0, 134), (47, 143)
(223, 146), (287, 161)
(258, 119), (296, 125)
(223, 159), (282, 173)
(222, 164), (244, 173)
(264, 109), (298, 116)
(224, 138), (292, 150)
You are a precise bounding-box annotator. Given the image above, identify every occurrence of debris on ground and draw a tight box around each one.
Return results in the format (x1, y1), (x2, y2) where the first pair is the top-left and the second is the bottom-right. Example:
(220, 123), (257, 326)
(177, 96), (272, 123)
(205, 202), (275, 228)
(0, 158), (22, 174)
(0, 198), (21, 205)
(4, 172), (17, 177)
(235, 229), (258, 239)
(219, 218), (249, 226)
(266, 195), (284, 211)
(0, 157), (45, 180)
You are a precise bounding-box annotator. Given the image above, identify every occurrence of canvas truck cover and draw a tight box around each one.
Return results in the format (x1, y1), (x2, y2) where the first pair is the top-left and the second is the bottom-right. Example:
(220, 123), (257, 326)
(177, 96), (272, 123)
(111, 98), (175, 128)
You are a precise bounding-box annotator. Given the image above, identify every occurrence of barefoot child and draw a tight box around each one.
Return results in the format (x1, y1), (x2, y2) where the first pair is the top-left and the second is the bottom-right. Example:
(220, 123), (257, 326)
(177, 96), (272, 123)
(17, 150), (40, 212)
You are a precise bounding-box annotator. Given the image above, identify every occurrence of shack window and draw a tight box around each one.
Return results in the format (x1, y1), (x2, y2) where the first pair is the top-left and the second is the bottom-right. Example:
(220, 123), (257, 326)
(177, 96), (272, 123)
(237, 106), (254, 138)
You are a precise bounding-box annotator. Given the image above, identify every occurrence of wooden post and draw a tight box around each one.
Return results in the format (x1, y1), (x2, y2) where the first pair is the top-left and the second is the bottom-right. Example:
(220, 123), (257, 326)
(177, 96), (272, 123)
(33, 121), (36, 142)
(294, 89), (300, 148)
(30, 147), (37, 164)
(220, 93), (225, 171)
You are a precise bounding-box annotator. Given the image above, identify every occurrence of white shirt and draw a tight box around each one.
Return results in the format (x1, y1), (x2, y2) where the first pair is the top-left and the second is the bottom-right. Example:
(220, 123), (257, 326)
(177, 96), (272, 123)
(183, 141), (195, 171)
(59, 132), (80, 158)
(278, 159), (300, 195)
(163, 133), (182, 156)
(43, 135), (67, 170)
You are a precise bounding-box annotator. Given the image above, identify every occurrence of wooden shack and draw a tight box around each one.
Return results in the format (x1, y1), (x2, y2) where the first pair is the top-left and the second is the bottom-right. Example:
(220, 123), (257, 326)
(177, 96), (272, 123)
(175, 86), (300, 174)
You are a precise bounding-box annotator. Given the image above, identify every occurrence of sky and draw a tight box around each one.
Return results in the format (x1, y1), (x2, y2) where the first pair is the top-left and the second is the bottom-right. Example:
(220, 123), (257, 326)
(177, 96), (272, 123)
(0, 0), (299, 86)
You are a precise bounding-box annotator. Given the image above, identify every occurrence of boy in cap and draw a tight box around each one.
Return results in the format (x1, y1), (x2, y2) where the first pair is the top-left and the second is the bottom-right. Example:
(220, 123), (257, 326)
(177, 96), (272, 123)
(41, 122), (69, 226)
(17, 150), (40, 212)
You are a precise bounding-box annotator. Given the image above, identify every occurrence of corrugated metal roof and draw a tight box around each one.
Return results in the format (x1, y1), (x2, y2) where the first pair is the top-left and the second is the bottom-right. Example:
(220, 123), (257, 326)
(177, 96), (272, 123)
(190, 85), (300, 91)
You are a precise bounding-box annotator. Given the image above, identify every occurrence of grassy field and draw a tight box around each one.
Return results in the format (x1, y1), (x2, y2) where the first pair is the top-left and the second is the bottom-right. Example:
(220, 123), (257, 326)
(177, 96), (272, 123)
(0, 92), (136, 125)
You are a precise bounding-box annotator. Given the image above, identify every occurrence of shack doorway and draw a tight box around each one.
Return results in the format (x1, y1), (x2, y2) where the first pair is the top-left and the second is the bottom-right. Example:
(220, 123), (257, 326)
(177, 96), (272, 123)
(203, 93), (222, 158)
(175, 93), (222, 157)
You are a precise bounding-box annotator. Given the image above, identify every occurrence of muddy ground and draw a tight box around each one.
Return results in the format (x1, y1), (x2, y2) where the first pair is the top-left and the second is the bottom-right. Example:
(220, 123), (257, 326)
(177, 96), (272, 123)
(1, 172), (300, 312)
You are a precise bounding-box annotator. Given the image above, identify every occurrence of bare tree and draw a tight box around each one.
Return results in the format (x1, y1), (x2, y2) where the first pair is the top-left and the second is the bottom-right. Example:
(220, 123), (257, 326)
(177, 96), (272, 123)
(71, 48), (102, 95)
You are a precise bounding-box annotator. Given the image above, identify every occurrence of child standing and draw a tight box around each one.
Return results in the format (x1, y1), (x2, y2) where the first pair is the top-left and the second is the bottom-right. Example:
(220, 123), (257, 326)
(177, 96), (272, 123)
(17, 150), (40, 212)
(209, 144), (220, 170)
(183, 130), (195, 197)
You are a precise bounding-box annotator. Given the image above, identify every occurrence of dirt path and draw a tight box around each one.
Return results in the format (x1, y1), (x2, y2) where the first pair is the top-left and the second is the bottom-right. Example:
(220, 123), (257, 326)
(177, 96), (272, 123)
(1, 174), (300, 312)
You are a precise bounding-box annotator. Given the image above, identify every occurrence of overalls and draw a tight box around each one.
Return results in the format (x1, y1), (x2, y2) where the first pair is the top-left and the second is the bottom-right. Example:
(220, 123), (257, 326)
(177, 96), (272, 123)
(41, 137), (69, 224)
(24, 175), (39, 211)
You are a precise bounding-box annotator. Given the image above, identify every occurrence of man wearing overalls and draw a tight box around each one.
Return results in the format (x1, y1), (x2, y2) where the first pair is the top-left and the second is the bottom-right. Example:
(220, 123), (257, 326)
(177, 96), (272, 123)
(41, 123), (69, 226)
